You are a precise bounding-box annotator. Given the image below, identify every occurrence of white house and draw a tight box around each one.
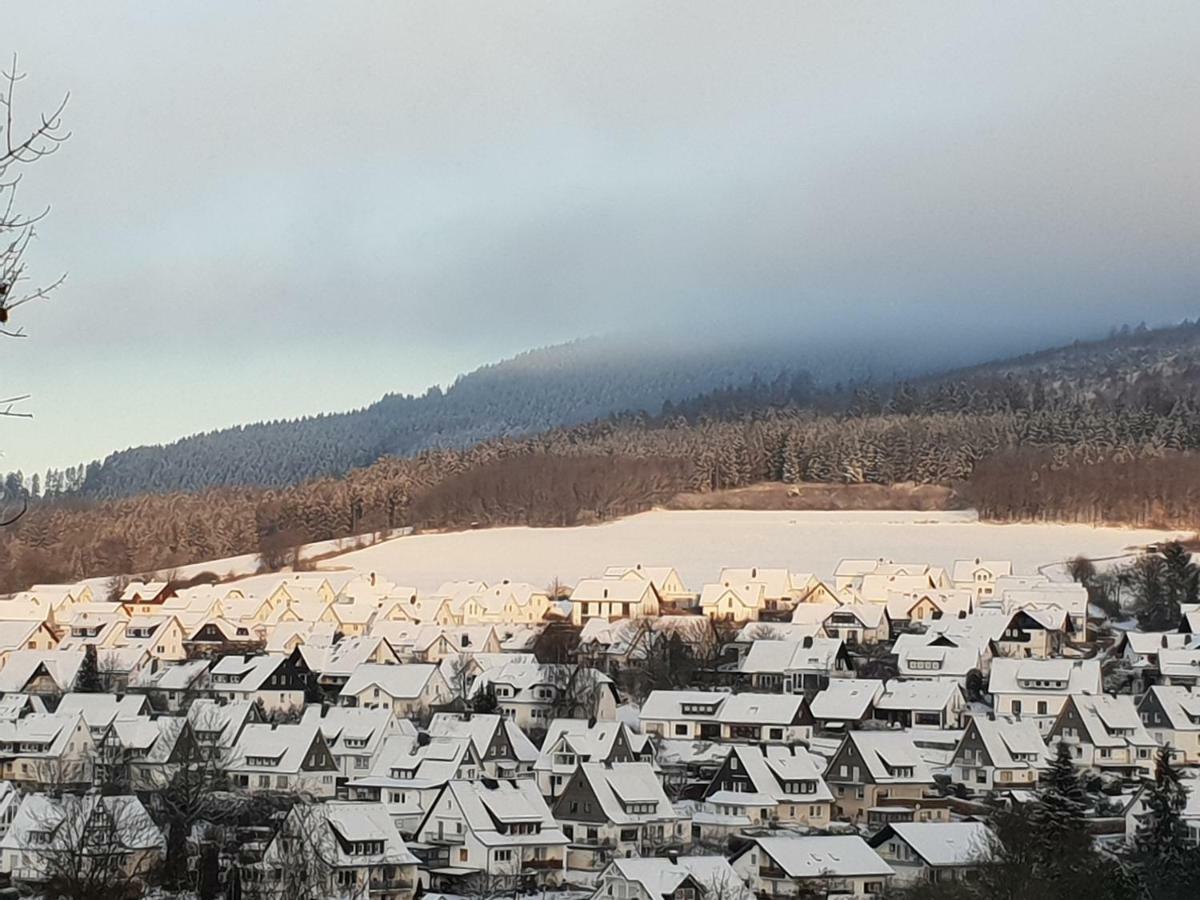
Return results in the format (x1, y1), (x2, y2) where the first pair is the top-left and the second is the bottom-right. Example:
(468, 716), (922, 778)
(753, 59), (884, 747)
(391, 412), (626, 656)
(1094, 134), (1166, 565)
(987, 658), (1101, 734)
(731, 835), (893, 899)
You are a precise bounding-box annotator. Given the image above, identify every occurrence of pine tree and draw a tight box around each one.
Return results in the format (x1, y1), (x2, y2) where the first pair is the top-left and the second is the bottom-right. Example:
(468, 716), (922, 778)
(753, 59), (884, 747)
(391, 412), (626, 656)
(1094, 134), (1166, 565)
(1127, 745), (1200, 899)
(75, 645), (103, 693)
(1029, 741), (1092, 887)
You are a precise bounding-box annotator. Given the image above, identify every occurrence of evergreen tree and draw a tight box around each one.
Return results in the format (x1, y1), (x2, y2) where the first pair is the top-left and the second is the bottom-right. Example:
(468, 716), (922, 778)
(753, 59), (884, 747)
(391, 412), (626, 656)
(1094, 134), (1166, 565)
(1127, 745), (1200, 899)
(1028, 741), (1093, 888)
(75, 645), (103, 693)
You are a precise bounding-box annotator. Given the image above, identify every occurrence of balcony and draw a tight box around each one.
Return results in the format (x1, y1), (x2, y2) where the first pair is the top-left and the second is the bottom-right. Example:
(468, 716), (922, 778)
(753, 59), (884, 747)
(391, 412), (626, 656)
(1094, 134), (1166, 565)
(522, 858), (562, 871)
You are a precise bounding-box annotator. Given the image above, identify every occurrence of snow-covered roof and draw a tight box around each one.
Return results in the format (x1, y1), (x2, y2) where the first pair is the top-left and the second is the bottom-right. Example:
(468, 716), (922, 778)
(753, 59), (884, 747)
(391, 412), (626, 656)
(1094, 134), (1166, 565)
(873, 821), (992, 867)
(988, 658), (1101, 695)
(809, 679), (884, 721)
(740, 638), (844, 674)
(746, 835), (893, 878)
(340, 663), (440, 700)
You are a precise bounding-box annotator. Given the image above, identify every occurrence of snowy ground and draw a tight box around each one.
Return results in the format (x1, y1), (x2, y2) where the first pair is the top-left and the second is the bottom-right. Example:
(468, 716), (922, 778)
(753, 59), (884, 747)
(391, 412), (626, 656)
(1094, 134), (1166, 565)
(307, 509), (1187, 591)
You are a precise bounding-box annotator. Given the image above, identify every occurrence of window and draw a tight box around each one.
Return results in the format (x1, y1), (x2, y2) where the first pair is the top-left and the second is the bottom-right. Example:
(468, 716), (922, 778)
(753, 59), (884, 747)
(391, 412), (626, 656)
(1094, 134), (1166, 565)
(674, 724), (688, 736)
(494, 850), (512, 862)
(1037, 701), (1048, 715)
(1012, 701), (1022, 715)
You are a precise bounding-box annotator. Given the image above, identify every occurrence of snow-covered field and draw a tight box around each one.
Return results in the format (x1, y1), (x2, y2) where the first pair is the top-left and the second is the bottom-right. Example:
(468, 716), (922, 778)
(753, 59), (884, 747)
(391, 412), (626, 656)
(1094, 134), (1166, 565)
(311, 509), (1188, 591)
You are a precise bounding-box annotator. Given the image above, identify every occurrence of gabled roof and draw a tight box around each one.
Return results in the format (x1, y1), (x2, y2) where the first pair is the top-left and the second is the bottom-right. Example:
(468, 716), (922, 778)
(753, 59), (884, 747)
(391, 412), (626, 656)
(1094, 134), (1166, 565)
(876, 679), (963, 712)
(717, 568), (796, 599)
(951, 559), (1013, 583)
(712, 745), (832, 804)
(339, 663), (440, 700)
(1142, 685), (1200, 731)
(1157, 649), (1200, 680)
(535, 719), (650, 772)
(228, 721), (329, 774)
(809, 679), (883, 721)
(428, 713), (538, 763)
(603, 857), (750, 900)
(742, 835), (892, 878)
(567, 762), (680, 824)
(835, 732), (934, 784)
(961, 716), (1047, 769)
(988, 658), (1101, 695)
(56, 693), (148, 730)
(870, 821), (992, 867)
(303, 705), (412, 755)
(1063, 694), (1156, 748)
(265, 802), (418, 867)
(352, 734), (476, 791)
(717, 693), (806, 726)
(740, 638), (845, 674)
(641, 690), (730, 720)
(432, 779), (567, 847)
(0, 649), (85, 693)
(571, 578), (657, 604)
(209, 654), (286, 691)
(0, 712), (87, 757)
(0, 793), (164, 853)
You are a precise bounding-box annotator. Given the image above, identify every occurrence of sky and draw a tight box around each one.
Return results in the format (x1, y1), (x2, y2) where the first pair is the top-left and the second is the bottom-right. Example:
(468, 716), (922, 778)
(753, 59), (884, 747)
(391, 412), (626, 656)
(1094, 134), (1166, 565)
(1, 1), (1197, 474)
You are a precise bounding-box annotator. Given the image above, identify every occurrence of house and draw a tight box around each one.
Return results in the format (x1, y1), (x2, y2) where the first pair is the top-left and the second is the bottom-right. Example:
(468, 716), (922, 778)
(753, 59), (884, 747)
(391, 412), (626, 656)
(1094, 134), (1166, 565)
(884, 590), (974, 629)
(893, 632), (986, 683)
(639, 691), (812, 744)
(112, 716), (193, 792)
(874, 680), (966, 729)
(730, 835), (893, 899)
(129, 658), (211, 711)
(988, 658), (1102, 734)
(553, 761), (688, 881)
(56, 693), (149, 741)
(347, 734), (482, 835)
(0, 649), (75, 697)
(0, 621), (58, 668)
(715, 568), (808, 612)
(703, 744), (834, 829)
(187, 698), (260, 753)
(427, 713), (538, 778)
(591, 856), (753, 900)
(535, 719), (653, 800)
(824, 731), (941, 825)
(454, 582), (554, 625)
(999, 582), (1088, 639)
(808, 679), (885, 731)
(414, 778), (569, 889)
(1047, 694), (1156, 777)
(950, 715), (1047, 792)
(1137, 685), (1200, 764)
(578, 616), (716, 675)
(738, 637), (852, 695)
(338, 663), (451, 718)
(119, 580), (174, 610)
(259, 801), (419, 900)
(699, 582), (767, 622)
(0, 712), (96, 788)
(602, 565), (694, 609)
(227, 720), (339, 797)
(303, 635), (402, 690)
(302, 705), (412, 789)
(570, 578), (661, 625)
(792, 603), (891, 645)
(0, 793), (164, 888)
(951, 558), (1013, 601)
(1155, 649), (1200, 688)
(473, 663), (618, 731)
(1125, 779), (1200, 847)
(119, 615), (188, 661)
(869, 821), (993, 884)
(205, 653), (311, 714)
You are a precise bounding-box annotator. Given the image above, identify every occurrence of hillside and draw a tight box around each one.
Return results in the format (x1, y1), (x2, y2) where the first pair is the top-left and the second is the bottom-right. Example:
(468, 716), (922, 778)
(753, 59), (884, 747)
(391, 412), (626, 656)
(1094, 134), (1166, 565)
(14, 326), (1099, 500)
(2, 321), (1198, 593)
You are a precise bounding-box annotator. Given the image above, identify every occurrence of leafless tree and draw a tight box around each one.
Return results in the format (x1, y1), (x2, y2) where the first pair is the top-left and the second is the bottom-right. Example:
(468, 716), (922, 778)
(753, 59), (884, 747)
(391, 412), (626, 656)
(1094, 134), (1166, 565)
(17, 793), (164, 900)
(250, 801), (350, 900)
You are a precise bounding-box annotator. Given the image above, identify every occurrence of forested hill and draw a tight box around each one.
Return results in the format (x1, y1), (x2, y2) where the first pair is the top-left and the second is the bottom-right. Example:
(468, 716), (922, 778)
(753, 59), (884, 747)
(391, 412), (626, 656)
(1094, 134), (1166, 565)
(21, 331), (1014, 500)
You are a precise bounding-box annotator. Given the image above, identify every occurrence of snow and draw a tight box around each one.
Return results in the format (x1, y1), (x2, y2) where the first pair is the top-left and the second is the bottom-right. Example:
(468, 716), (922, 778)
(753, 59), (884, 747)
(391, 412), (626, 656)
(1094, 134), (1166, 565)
(305, 510), (1183, 592)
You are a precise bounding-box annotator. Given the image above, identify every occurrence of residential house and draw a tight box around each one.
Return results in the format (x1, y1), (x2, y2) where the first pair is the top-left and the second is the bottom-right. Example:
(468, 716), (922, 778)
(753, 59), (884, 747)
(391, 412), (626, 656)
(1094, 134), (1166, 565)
(874, 680), (966, 729)
(739, 636), (852, 695)
(808, 679), (885, 732)
(1137, 685), (1200, 764)
(602, 565), (694, 610)
(205, 653), (310, 714)
(259, 801), (419, 900)
(731, 835), (893, 900)
(227, 721), (339, 797)
(303, 635), (401, 691)
(0, 621), (58, 669)
(1125, 779), (1200, 847)
(703, 744), (834, 829)
(414, 778), (569, 889)
(950, 715), (1047, 792)
(302, 705), (412, 790)
(951, 558), (1014, 601)
(893, 633), (986, 684)
(0, 793), (163, 887)
(716, 568), (809, 612)
(988, 658), (1102, 735)
(339, 663), (451, 718)
(1156, 649), (1200, 688)
(639, 691), (813, 743)
(0, 650), (85, 695)
(428, 712), (539, 779)
(884, 590), (974, 629)
(570, 578), (661, 626)
(1047, 694), (1156, 777)
(824, 732), (941, 825)
(792, 603), (891, 645)
(553, 762), (688, 881)
(348, 734), (481, 835)
(0, 712), (96, 788)
(591, 857), (753, 900)
(535, 719), (653, 800)
(699, 582), (767, 622)
(129, 658), (211, 712)
(473, 663), (618, 732)
(869, 821), (993, 885)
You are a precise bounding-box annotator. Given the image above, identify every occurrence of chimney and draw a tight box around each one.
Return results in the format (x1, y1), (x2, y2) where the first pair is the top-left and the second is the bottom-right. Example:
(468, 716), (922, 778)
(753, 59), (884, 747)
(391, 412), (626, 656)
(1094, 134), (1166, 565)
(667, 850), (678, 864)
(370, 572), (376, 587)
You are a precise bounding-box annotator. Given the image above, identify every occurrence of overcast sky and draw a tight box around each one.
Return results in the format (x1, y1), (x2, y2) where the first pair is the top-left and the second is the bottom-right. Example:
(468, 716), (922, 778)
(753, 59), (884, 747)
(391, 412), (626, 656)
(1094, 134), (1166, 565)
(2, 1), (1197, 474)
